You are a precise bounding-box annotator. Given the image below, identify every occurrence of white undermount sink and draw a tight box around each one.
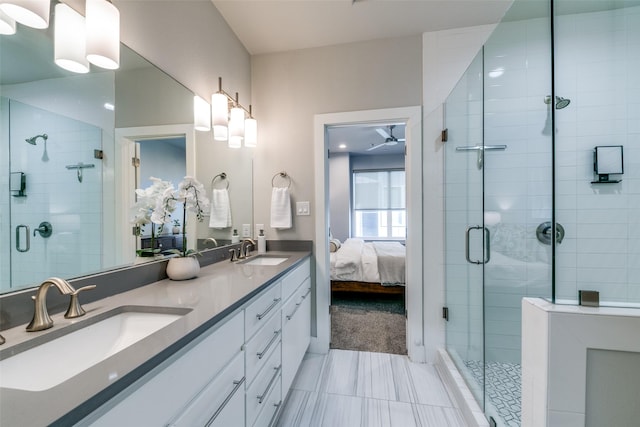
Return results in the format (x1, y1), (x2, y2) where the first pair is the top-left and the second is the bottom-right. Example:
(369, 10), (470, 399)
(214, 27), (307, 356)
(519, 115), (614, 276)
(241, 255), (289, 266)
(0, 306), (190, 391)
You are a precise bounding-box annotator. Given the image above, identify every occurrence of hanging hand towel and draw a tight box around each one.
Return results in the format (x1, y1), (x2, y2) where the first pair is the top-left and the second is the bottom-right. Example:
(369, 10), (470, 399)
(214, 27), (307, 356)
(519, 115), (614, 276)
(270, 187), (292, 229)
(209, 188), (232, 228)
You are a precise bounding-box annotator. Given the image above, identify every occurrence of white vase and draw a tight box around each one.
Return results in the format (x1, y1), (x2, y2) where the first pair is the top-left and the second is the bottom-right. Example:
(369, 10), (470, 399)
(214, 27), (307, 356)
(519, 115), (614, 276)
(166, 256), (200, 281)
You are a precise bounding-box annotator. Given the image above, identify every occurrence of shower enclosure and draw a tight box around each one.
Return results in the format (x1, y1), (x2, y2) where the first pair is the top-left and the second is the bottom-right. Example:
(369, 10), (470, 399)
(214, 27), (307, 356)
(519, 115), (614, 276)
(444, 0), (640, 425)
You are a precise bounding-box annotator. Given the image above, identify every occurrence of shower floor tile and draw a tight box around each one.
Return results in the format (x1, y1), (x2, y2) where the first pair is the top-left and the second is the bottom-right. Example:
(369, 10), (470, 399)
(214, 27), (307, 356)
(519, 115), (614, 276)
(464, 360), (521, 427)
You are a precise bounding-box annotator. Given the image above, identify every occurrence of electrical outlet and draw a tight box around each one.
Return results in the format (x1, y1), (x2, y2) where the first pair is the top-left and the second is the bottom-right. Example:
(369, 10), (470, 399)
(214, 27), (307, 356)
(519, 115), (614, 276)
(296, 201), (310, 216)
(242, 224), (251, 237)
(255, 224), (264, 238)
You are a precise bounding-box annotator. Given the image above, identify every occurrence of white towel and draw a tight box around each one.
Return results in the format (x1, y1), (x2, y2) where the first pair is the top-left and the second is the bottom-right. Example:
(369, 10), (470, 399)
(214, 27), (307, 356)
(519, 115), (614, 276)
(270, 187), (292, 229)
(209, 188), (232, 228)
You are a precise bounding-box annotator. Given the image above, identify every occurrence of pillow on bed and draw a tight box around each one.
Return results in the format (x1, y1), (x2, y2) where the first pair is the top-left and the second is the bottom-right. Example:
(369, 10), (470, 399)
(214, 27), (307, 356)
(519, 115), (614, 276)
(329, 238), (342, 252)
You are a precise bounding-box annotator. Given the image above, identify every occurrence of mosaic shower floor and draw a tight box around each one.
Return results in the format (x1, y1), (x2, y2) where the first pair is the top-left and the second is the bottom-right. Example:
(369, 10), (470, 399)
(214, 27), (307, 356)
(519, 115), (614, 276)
(464, 360), (521, 427)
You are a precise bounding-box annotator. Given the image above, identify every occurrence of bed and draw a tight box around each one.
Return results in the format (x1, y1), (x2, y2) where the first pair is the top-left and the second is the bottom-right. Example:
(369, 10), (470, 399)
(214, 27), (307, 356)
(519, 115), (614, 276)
(329, 238), (406, 295)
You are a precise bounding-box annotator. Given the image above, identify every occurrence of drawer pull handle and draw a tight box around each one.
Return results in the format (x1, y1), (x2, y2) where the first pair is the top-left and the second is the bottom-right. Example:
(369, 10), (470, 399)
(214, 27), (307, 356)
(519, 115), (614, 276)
(286, 288), (311, 320)
(256, 298), (281, 320)
(257, 329), (281, 359)
(257, 365), (282, 404)
(204, 376), (245, 427)
(268, 400), (283, 427)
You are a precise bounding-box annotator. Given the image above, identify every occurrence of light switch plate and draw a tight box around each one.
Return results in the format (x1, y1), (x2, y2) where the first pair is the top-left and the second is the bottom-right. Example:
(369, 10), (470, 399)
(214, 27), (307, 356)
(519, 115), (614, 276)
(242, 224), (251, 237)
(296, 201), (310, 216)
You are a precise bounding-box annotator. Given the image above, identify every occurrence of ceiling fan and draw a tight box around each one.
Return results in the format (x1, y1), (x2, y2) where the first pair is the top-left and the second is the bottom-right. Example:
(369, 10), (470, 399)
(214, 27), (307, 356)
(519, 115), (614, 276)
(367, 125), (405, 151)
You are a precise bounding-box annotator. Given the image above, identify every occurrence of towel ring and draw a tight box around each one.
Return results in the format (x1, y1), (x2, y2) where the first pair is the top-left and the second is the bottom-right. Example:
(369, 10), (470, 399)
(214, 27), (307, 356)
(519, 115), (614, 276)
(211, 172), (229, 190)
(271, 171), (291, 189)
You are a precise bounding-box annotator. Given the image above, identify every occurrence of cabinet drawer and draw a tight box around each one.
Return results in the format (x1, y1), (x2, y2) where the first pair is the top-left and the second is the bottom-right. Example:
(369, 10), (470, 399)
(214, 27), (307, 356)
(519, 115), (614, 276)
(84, 311), (244, 426)
(282, 278), (311, 326)
(252, 375), (282, 427)
(168, 352), (245, 427)
(246, 343), (282, 427)
(245, 282), (281, 340)
(281, 258), (310, 301)
(246, 311), (281, 384)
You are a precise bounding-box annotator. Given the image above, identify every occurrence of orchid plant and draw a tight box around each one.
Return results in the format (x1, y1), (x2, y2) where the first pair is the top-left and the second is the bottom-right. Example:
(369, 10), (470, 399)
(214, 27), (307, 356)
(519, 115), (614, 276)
(153, 176), (210, 257)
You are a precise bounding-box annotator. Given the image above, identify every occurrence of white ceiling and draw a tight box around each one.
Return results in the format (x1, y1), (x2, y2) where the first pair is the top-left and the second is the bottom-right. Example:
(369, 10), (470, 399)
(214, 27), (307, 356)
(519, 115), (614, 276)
(327, 122), (406, 156)
(212, 0), (513, 55)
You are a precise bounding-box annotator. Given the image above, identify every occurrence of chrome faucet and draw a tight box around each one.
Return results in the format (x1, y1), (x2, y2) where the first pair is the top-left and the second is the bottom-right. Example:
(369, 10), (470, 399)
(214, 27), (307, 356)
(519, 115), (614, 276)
(239, 238), (256, 259)
(26, 277), (76, 332)
(204, 237), (218, 248)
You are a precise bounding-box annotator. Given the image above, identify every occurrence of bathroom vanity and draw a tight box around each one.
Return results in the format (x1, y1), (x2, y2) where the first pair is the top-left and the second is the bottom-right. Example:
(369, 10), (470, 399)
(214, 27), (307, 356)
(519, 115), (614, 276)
(0, 252), (311, 427)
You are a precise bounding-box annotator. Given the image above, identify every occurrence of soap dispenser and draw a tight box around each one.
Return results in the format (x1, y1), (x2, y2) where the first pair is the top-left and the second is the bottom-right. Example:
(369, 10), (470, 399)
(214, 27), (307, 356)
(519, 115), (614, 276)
(231, 229), (240, 244)
(257, 229), (266, 254)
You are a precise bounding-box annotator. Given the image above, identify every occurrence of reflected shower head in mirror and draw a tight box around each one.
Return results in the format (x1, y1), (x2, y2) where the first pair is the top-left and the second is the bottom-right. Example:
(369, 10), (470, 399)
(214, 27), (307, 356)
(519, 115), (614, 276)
(25, 133), (47, 145)
(555, 96), (570, 109)
(544, 95), (571, 110)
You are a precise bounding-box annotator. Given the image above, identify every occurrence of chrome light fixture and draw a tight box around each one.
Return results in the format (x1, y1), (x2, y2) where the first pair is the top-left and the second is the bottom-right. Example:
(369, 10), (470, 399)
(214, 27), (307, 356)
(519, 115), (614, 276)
(0, 9), (16, 34)
(86, 0), (120, 70)
(204, 77), (257, 148)
(194, 96), (211, 132)
(54, 4), (89, 74)
(0, 0), (49, 29)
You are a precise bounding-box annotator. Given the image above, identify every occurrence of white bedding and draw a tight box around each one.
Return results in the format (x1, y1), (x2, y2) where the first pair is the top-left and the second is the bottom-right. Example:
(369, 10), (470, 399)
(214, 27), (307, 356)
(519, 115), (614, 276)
(330, 238), (405, 286)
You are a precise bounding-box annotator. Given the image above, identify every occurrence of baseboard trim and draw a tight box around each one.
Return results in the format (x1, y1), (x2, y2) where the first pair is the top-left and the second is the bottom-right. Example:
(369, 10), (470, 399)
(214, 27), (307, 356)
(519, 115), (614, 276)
(435, 348), (489, 427)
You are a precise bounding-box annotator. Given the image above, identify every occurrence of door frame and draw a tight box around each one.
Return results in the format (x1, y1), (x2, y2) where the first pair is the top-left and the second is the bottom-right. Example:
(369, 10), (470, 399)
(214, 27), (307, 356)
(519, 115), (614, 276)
(113, 124), (196, 266)
(311, 106), (425, 362)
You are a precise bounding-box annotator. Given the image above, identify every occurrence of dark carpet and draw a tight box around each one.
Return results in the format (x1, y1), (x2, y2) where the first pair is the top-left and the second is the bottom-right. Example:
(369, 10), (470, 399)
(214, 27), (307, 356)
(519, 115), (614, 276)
(330, 293), (407, 355)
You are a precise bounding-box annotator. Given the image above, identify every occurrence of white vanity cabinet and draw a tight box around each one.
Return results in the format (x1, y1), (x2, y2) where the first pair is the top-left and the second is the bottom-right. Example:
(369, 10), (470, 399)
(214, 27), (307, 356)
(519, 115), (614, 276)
(280, 258), (311, 394)
(81, 311), (245, 427)
(74, 255), (311, 427)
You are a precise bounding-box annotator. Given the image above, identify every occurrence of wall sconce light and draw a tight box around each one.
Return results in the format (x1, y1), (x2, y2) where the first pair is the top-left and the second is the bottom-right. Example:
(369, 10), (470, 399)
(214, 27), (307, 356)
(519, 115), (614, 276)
(54, 4), (89, 74)
(0, 0), (49, 29)
(194, 96), (211, 131)
(205, 77), (257, 148)
(0, 9), (16, 34)
(85, 0), (120, 70)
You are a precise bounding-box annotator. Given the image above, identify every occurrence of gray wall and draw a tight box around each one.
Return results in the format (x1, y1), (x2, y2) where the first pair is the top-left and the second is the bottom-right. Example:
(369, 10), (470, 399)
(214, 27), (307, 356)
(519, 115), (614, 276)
(251, 36), (423, 241)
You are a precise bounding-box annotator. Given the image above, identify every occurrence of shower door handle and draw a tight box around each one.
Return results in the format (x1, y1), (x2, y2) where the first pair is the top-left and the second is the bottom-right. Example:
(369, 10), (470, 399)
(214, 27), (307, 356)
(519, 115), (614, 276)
(16, 225), (30, 252)
(465, 225), (490, 265)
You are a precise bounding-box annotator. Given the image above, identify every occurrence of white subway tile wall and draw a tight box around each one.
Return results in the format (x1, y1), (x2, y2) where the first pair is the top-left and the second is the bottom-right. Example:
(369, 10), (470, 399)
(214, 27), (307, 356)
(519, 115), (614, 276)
(2, 99), (102, 291)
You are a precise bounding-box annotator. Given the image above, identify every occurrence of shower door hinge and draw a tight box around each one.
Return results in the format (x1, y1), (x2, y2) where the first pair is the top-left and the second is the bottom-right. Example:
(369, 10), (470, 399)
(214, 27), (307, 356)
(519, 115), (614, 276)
(131, 157), (140, 167)
(442, 128), (448, 142)
(94, 149), (104, 159)
(405, 309), (408, 319)
(442, 306), (449, 321)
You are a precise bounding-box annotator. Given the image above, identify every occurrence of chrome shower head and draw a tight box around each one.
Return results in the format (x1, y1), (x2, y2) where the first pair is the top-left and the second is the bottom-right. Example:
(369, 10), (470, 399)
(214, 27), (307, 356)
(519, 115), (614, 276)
(25, 134), (47, 145)
(555, 96), (571, 109)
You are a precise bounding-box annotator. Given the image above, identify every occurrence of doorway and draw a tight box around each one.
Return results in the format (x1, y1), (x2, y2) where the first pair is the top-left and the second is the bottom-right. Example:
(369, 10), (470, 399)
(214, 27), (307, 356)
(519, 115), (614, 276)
(327, 122), (408, 355)
(312, 106), (424, 362)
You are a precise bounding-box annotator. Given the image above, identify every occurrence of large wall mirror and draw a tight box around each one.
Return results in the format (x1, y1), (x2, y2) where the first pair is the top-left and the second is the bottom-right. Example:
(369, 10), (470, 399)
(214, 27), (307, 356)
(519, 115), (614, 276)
(0, 11), (253, 295)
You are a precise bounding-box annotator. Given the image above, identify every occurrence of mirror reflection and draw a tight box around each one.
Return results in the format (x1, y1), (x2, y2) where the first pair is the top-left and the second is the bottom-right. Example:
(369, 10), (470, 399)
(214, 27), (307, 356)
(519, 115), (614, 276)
(0, 12), (253, 294)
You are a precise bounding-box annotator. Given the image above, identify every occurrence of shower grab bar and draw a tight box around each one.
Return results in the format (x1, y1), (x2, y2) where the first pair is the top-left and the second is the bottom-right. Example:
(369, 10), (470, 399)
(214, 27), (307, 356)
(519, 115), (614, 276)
(455, 145), (507, 151)
(465, 225), (490, 265)
(16, 225), (30, 253)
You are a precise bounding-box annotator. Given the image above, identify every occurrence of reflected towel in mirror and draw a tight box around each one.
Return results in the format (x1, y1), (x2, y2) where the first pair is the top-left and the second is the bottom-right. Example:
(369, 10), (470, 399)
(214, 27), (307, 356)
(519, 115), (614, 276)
(209, 188), (232, 228)
(270, 187), (292, 229)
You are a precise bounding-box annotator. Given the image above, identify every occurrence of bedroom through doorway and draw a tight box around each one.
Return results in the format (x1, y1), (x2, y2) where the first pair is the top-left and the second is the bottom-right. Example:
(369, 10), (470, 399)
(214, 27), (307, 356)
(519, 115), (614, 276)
(327, 122), (407, 355)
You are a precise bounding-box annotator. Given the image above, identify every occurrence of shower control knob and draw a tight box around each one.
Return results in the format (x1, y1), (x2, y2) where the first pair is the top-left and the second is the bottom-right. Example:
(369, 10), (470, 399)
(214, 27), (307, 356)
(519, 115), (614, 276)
(33, 221), (53, 238)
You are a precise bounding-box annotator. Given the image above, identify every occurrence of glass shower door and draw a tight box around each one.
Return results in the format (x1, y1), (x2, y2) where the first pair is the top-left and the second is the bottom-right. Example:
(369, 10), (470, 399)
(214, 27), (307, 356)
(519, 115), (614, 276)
(444, 50), (486, 406)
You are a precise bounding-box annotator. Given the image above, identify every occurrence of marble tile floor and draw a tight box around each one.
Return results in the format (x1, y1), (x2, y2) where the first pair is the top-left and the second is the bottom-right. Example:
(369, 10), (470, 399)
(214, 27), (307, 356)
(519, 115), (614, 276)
(277, 350), (468, 427)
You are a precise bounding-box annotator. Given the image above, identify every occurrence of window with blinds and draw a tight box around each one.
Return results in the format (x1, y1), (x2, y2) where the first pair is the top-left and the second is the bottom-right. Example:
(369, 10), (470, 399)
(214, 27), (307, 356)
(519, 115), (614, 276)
(352, 170), (406, 239)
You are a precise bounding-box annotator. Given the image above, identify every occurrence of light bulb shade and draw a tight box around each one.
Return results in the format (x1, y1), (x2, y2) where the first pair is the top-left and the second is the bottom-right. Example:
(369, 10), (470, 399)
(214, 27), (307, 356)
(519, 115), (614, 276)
(229, 107), (245, 138)
(86, 0), (120, 70)
(193, 96), (211, 131)
(244, 117), (257, 147)
(211, 93), (228, 125)
(214, 125), (228, 141)
(228, 136), (242, 149)
(54, 4), (89, 74)
(0, 0), (49, 29)
(0, 10), (16, 34)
